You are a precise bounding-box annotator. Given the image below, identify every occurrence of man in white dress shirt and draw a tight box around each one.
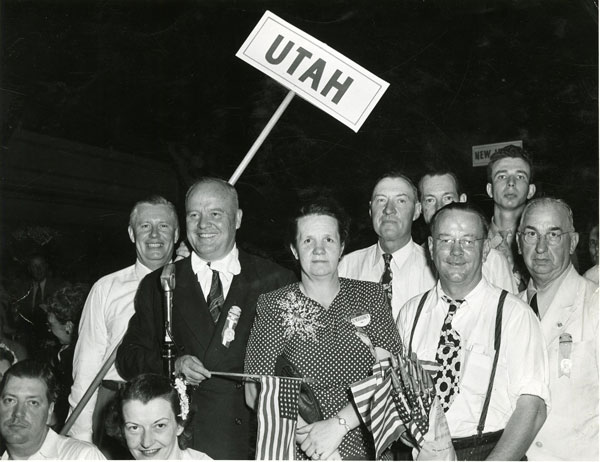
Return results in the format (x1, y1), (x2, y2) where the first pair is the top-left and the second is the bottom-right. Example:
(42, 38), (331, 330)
(517, 198), (598, 460)
(0, 360), (104, 460)
(67, 196), (179, 452)
(397, 202), (549, 460)
(339, 172), (435, 321)
(418, 169), (517, 293)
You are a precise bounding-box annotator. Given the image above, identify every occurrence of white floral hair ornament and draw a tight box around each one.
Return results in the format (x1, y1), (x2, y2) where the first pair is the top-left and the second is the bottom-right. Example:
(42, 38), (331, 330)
(173, 375), (190, 421)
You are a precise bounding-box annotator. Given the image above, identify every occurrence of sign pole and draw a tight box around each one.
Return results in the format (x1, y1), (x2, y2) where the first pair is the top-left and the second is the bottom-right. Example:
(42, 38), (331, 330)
(228, 89), (295, 185)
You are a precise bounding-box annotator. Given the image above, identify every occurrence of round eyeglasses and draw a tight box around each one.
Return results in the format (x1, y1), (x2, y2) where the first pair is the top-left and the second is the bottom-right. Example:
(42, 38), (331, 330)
(434, 237), (486, 249)
(518, 230), (572, 246)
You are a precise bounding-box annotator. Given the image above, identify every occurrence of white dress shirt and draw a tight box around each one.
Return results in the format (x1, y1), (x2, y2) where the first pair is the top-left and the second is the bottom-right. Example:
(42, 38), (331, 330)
(482, 248), (518, 293)
(190, 245), (241, 300)
(68, 260), (153, 442)
(522, 265), (599, 461)
(339, 240), (435, 321)
(397, 278), (550, 438)
(1, 428), (105, 460)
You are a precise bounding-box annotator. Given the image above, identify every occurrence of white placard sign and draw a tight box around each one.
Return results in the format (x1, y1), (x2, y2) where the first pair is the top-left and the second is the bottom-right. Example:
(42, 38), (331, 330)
(472, 140), (523, 167)
(236, 11), (390, 132)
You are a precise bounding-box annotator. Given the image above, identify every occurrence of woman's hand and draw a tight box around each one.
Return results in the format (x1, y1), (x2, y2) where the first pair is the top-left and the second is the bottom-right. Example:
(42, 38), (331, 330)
(297, 417), (347, 460)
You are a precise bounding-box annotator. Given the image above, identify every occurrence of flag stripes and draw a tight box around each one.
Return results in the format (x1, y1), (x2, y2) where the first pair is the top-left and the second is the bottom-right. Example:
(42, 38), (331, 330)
(256, 375), (301, 460)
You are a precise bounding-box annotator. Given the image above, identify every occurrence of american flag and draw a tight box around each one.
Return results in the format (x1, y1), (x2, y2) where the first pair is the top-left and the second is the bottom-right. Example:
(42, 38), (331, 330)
(256, 375), (302, 460)
(370, 374), (405, 458)
(350, 359), (405, 458)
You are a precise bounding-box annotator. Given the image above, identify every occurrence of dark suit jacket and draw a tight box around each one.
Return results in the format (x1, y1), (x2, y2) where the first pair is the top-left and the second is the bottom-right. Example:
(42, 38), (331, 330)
(116, 250), (295, 460)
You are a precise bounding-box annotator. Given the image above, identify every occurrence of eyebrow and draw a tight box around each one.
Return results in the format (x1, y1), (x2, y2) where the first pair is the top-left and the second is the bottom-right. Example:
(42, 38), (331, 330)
(523, 225), (564, 232)
(494, 169), (530, 177)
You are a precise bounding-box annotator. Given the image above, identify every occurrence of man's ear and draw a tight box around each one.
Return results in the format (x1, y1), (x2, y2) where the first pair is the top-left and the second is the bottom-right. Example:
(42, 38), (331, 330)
(368, 201), (372, 219)
(173, 226), (180, 244)
(486, 183), (493, 199)
(459, 193), (467, 203)
(569, 232), (580, 255)
(413, 202), (422, 221)
(46, 402), (55, 426)
(128, 226), (135, 244)
(428, 236), (434, 259)
(481, 238), (491, 263)
(516, 233), (523, 255)
(236, 209), (243, 230)
(526, 184), (537, 200)
(65, 320), (74, 335)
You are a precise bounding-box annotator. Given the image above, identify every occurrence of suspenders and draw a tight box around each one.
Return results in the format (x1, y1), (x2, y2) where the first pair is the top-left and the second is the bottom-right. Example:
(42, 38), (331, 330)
(407, 289), (509, 436)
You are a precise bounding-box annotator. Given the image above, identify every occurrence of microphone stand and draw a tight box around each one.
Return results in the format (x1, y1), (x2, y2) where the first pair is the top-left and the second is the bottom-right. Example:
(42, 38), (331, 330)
(160, 263), (177, 380)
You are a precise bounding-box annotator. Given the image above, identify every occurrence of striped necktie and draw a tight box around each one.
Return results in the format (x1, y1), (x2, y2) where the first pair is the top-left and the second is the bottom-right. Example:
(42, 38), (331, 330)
(207, 265), (224, 324)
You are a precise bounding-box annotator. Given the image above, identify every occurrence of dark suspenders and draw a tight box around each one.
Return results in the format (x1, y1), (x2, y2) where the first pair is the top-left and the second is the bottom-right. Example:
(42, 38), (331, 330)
(407, 288), (509, 436)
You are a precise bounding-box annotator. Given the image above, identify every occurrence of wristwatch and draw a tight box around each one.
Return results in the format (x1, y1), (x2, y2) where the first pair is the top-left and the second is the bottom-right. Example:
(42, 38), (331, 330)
(334, 415), (351, 434)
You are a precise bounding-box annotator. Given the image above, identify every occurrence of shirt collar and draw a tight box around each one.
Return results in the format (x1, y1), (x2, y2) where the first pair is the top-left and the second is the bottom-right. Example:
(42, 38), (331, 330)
(527, 263), (574, 302)
(372, 239), (414, 268)
(434, 277), (487, 309)
(29, 427), (56, 459)
(134, 259), (162, 280)
(191, 245), (241, 276)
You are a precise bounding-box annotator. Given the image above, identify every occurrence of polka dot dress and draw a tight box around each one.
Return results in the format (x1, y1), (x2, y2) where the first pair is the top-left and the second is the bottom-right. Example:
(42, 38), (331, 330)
(245, 278), (402, 460)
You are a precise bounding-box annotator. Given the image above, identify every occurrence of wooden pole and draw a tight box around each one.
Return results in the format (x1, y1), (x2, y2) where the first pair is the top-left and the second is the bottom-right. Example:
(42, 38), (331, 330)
(228, 89), (295, 185)
(210, 370), (314, 383)
(60, 341), (120, 436)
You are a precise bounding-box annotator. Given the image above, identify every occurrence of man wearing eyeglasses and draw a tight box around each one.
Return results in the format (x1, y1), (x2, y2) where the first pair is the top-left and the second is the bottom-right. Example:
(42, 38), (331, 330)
(517, 197), (598, 460)
(397, 202), (549, 460)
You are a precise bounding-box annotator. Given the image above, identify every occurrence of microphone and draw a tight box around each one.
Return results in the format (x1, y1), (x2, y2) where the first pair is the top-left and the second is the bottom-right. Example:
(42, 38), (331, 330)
(222, 306), (241, 348)
(160, 263), (176, 378)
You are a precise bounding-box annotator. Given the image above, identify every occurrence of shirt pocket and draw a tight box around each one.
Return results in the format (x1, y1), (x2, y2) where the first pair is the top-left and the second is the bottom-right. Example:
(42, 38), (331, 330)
(568, 340), (597, 383)
(460, 345), (495, 399)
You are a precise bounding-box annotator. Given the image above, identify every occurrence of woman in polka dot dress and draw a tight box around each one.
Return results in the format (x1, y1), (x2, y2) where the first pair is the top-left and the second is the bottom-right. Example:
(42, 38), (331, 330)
(245, 198), (402, 460)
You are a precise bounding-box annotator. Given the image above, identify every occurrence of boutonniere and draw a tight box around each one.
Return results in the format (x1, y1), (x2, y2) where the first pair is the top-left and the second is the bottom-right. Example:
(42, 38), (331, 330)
(349, 311), (376, 360)
(222, 306), (242, 348)
(279, 291), (322, 342)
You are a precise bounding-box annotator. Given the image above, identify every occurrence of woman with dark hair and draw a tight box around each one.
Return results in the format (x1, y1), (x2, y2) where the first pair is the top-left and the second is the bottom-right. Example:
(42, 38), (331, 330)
(245, 197), (402, 460)
(106, 373), (211, 460)
(44, 282), (89, 430)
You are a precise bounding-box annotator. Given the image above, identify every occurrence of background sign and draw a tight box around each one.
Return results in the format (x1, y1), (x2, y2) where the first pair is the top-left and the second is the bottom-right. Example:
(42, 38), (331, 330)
(472, 140), (523, 167)
(236, 10), (389, 132)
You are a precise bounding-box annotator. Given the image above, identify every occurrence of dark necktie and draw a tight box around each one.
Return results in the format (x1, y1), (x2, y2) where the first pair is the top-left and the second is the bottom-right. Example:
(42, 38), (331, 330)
(530, 293), (540, 319)
(207, 266), (224, 324)
(380, 253), (393, 306)
(32, 283), (40, 309)
(434, 297), (463, 412)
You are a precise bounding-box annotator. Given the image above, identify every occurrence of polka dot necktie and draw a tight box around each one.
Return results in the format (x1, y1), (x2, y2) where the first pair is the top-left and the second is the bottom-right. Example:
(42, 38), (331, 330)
(207, 264), (224, 324)
(434, 297), (464, 412)
(380, 253), (393, 307)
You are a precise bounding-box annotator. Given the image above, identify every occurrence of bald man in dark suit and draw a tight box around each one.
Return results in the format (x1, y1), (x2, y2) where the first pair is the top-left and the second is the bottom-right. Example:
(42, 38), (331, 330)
(117, 178), (295, 460)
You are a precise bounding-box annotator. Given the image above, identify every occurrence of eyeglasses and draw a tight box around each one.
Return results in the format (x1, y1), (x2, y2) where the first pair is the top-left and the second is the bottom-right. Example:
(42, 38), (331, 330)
(518, 230), (572, 246)
(434, 237), (486, 249)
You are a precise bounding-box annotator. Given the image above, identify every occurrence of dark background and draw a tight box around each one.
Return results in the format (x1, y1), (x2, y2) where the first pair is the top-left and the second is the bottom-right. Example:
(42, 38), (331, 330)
(1, 0), (597, 285)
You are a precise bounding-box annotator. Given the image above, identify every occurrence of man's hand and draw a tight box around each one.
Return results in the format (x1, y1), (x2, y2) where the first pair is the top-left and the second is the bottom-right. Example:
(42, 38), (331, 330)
(174, 241), (191, 261)
(174, 355), (211, 385)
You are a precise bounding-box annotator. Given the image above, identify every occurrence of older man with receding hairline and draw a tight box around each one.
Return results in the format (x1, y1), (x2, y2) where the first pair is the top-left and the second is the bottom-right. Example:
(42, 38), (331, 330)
(517, 197), (598, 460)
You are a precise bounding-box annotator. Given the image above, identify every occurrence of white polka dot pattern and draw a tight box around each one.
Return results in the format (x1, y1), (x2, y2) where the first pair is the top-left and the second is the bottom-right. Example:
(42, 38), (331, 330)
(245, 278), (402, 459)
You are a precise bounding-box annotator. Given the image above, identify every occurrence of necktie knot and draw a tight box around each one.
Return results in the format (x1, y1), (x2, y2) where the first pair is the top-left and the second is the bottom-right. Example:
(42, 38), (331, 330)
(382, 253), (392, 266)
(207, 265), (224, 324)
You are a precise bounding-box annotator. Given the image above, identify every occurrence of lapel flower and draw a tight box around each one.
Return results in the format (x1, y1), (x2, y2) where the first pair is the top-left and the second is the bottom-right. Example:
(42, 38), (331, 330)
(279, 290), (322, 342)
